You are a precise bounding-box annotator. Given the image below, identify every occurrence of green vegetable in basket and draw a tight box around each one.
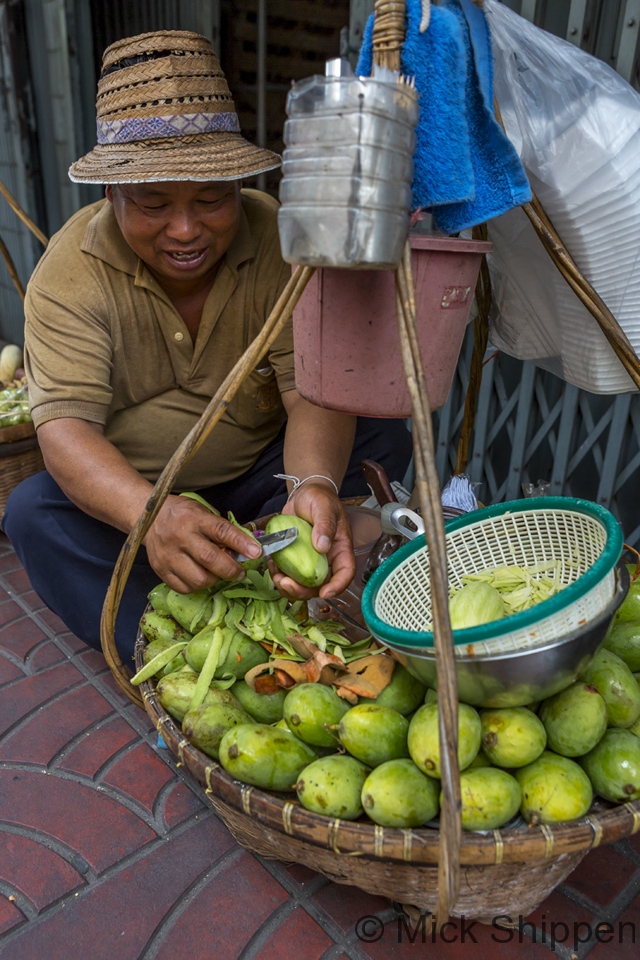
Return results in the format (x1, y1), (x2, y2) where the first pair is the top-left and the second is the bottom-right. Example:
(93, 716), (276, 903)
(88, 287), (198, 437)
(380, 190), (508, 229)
(603, 620), (640, 673)
(579, 648), (640, 728)
(580, 729), (640, 802)
(360, 663), (426, 715)
(337, 704), (409, 767)
(361, 759), (440, 828)
(140, 610), (191, 647)
(157, 672), (238, 723)
(182, 702), (253, 760)
(284, 683), (349, 747)
(613, 565), (640, 623)
(166, 588), (214, 633)
(448, 581), (505, 630)
(265, 514), (329, 589)
(147, 583), (172, 616)
(462, 561), (565, 614)
(480, 707), (547, 768)
(232, 680), (287, 724)
(219, 723), (316, 791)
(539, 683), (607, 757)
(453, 767), (521, 831)
(296, 755), (369, 819)
(408, 702), (481, 778)
(516, 753), (592, 825)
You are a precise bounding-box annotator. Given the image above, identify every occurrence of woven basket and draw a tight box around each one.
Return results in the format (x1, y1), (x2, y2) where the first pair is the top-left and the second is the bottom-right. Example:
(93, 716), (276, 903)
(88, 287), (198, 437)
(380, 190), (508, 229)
(0, 432), (43, 521)
(136, 634), (640, 920)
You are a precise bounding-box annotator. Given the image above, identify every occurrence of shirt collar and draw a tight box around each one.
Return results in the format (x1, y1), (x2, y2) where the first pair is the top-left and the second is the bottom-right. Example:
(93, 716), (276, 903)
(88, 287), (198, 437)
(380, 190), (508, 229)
(80, 195), (256, 278)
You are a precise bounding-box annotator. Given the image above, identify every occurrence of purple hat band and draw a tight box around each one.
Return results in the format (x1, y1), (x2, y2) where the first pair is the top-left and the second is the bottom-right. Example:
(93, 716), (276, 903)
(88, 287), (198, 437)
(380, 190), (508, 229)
(97, 111), (241, 145)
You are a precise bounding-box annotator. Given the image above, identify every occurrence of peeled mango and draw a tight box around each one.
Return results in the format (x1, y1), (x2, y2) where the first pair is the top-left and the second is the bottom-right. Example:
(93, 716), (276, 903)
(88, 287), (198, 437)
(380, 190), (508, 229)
(166, 588), (213, 633)
(232, 680), (287, 724)
(539, 683), (607, 757)
(454, 768), (522, 831)
(580, 728), (640, 802)
(516, 752), (593, 825)
(182, 702), (253, 759)
(265, 514), (329, 588)
(613, 566), (640, 623)
(157, 673), (240, 723)
(449, 581), (505, 630)
(603, 620), (640, 673)
(408, 702), (482, 778)
(338, 704), (409, 767)
(185, 630), (268, 677)
(481, 707), (547, 768)
(579, 648), (640, 728)
(219, 723), (316, 791)
(361, 664), (426, 715)
(284, 683), (348, 747)
(296, 755), (369, 819)
(361, 759), (440, 828)
(141, 611), (192, 647)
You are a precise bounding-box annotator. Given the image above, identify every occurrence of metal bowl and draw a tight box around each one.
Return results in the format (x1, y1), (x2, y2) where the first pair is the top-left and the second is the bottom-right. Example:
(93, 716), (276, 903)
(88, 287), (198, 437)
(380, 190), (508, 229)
(383, 564), (629, 708)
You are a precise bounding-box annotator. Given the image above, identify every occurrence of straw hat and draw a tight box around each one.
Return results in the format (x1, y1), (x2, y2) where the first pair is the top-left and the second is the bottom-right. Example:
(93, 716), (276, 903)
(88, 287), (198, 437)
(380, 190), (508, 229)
(69, 30), (281, 184)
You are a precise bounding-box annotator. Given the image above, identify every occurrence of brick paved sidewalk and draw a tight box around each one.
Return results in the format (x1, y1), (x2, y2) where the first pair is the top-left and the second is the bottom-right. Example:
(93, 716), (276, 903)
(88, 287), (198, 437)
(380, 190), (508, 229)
(0, 533), (639, 960)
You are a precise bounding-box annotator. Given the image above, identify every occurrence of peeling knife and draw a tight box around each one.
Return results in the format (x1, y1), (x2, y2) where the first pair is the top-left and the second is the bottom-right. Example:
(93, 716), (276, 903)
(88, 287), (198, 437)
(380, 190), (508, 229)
(233, 526), (298, 563)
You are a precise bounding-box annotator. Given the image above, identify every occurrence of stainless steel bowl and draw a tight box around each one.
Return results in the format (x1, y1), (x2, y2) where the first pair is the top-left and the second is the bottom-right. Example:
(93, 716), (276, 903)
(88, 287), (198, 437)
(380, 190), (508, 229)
(383, 564), (629, 708)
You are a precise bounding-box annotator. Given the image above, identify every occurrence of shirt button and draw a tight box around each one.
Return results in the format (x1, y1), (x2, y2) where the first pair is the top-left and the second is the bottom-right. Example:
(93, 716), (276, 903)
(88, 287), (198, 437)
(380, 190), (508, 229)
(174, 332), (184, 342)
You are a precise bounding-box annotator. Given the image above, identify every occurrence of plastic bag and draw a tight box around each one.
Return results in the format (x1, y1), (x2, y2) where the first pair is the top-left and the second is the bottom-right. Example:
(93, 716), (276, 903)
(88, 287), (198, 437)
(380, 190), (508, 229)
(484, 0), (640, 394)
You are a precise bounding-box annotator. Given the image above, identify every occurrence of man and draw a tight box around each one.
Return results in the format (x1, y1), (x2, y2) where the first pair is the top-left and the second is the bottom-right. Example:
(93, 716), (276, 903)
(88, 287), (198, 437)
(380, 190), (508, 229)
(4, 30), (412, 662)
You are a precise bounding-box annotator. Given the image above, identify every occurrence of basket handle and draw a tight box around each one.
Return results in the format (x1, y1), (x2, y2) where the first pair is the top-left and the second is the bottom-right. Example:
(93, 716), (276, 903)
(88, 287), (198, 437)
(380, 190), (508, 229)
(624, 543), (640, 582)
(99, 265), (315, 708)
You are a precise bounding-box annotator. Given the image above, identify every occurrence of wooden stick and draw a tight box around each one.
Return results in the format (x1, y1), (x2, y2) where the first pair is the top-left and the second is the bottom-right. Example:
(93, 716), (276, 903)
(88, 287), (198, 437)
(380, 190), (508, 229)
(396, 241), (461, 924)
(0, 233), (25, 302)
(0, 180), (48, 248)
(100, 265), (315, 706)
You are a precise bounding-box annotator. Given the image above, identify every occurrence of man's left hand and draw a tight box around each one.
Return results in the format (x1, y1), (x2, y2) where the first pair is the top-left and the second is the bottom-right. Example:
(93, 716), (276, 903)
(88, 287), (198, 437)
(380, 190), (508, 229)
(269, 481), (356, 600)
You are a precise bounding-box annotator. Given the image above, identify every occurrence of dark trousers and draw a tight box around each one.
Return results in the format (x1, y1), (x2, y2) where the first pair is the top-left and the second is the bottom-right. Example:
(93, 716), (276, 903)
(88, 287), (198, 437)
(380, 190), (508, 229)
(3, 418), (412, 664)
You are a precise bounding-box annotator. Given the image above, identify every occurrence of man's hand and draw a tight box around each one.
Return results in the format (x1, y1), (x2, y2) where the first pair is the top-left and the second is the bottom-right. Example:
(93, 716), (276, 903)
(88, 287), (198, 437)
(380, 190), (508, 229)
(269, 481), (356, 600)
(144, 495), (262, 593)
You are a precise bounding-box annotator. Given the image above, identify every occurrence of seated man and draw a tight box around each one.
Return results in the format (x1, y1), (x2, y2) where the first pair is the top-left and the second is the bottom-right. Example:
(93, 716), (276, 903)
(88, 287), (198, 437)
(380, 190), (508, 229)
(4, 30), (412, 663)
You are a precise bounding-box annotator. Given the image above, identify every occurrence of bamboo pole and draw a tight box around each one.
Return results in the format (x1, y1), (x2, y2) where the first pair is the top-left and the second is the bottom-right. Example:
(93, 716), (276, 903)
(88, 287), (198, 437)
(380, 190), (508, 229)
(0, 233), (25, 302)
(0, 180), (48, 249)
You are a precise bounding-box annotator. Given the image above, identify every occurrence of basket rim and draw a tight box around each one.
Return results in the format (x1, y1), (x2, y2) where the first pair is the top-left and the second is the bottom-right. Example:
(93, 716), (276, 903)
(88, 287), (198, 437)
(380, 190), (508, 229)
(361, 497), (624, 649)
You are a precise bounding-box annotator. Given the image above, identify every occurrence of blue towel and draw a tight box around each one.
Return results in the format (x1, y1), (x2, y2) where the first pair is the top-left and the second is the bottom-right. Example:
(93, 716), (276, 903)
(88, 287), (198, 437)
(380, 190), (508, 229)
(356, 0), (531, 232)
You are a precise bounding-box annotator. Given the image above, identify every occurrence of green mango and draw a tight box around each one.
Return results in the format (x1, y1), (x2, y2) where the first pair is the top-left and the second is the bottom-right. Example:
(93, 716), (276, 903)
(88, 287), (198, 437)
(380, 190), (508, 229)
(166, 588), (213, 633)
(265, 514), (329, 588)
(182, 702), (253, 759)
(539, 683), (607, 757)
(480, 708), (547, 768)
(424, 688), (438, 705)
(284, 683), (348, 747)
(338, 704), (409, 767)
(579, 648), (640, 728)
(157, 673), (241, 723)
(140, 611), (192, 647)
(219, 723), (316, 791)
(449, 581), (505, 630)
(604, 620), (640, 673)
(452, 768), (521, 831)
(580, 728), (640, 802)
(147, 582), (172, 615)
(296, 755), (369, 819)
(361, 759), (440, 828)
(408, 702), (481, 779)
(516, 752), (592, 825)
(467, 750), (492, 769)
(185, 630), (269, 678)
(360, 664), (426, 715)
(613, 566), (640, 623)
(232, 680), (287, 724)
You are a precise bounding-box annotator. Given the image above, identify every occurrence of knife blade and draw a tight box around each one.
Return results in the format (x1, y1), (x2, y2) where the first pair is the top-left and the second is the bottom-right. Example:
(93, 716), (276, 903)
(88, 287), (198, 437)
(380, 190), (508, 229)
(233, 527), (298, 563)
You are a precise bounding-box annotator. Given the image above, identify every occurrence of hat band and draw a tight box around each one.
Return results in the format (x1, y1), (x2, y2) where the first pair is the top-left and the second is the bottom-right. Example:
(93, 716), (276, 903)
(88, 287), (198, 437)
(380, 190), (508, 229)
(97, 111), (241, 144)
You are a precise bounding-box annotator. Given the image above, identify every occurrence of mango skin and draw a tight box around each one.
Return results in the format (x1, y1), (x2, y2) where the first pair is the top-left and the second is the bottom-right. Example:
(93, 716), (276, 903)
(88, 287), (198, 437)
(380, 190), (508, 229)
(182, 703), (253, 759)
(296, 755), (369, 819)
(580, 728), (640, 802)
(480, 707), (547, 768)
(284, 683), (348, 747)
(516, 752), (592, 825)
(361, 664), (426, 715)
(185, 630), (268, 678)
(580, 648), (640, 728)
(604, 620), (640, 673)
(219, 723), (316, 791)
(157, 673), (241, 723)
(539, 683), (607, 757)
(232, 680), (287, 724)
(141, 611), (191, 647)
(452, 768), (521, 831)
(362, 759), (440, 828)
(408, 702), (481, 779)
(265, 514), (329, 588)
(339, 704), (410, 767)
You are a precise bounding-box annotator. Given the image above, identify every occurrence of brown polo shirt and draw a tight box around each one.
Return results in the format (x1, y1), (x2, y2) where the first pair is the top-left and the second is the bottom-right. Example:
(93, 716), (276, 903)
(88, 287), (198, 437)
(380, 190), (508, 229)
(24, 189), (294, 490)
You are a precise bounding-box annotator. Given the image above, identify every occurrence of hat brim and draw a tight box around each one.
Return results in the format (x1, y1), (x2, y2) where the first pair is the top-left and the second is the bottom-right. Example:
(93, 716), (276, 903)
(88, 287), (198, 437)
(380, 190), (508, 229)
(68, 132), (281, 184)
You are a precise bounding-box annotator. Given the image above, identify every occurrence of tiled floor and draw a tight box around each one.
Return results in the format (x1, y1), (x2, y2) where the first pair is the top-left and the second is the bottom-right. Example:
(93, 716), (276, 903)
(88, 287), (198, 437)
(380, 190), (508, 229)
(1, 533), (639, 959)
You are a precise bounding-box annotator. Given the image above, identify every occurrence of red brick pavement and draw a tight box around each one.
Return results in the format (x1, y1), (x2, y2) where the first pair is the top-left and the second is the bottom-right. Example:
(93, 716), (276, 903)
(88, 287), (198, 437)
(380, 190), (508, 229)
(0, 536), (639, 960)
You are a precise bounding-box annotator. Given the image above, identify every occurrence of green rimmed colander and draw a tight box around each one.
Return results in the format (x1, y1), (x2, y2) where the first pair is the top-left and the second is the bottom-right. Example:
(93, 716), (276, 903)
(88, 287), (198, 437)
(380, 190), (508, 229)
(361, 497), (624, 656)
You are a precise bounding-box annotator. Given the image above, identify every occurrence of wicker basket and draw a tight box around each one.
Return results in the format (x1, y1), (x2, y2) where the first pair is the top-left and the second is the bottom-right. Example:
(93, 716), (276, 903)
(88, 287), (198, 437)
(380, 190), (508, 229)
(136, 635), (640, 920)
(0, 429), (43, 521)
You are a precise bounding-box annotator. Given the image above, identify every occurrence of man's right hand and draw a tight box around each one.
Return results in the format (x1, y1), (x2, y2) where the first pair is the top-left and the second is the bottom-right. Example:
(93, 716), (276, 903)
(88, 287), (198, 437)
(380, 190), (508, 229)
(144, 495), (263, 593)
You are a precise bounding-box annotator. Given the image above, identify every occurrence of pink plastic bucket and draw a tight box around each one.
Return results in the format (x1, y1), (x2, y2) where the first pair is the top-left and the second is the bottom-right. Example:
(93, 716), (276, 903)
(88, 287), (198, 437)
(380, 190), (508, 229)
(293, 235), (492, 417)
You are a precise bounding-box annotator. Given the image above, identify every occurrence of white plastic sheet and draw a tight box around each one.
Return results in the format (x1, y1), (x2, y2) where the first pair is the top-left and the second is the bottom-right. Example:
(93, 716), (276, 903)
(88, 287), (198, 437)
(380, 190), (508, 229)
(484, 0), (640, 393)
